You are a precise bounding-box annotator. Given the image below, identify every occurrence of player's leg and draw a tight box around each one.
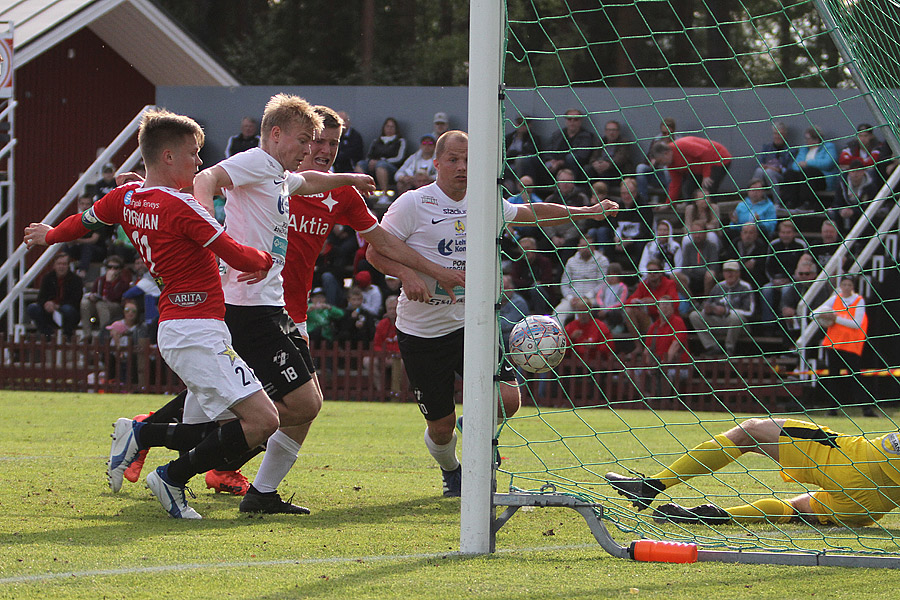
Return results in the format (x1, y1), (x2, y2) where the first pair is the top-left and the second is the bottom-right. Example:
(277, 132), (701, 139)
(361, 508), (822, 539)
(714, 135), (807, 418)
(398, 328), (463, 497)
(607, 417), (786, 510)
(225, 306), (318, 514)
(143, 319), (278, 518)
(122, 389), (189, 483)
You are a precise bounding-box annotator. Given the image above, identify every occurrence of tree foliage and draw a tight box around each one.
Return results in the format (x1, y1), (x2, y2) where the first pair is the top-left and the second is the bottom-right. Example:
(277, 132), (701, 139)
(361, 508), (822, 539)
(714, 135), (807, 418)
(154, 0), (851, 88)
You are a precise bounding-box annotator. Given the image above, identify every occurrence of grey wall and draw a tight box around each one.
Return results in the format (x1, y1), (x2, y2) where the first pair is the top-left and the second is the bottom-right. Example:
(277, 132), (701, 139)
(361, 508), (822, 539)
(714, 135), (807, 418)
(157, 85), (885, 187)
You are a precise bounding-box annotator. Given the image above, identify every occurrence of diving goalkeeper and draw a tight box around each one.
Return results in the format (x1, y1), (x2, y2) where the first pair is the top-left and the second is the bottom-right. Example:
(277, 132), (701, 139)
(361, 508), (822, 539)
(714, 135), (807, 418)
(606, 417), (900, 527)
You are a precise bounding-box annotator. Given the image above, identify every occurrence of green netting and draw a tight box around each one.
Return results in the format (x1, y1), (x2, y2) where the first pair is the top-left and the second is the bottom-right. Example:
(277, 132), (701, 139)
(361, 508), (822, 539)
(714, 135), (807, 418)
(495, 0), (900, 559)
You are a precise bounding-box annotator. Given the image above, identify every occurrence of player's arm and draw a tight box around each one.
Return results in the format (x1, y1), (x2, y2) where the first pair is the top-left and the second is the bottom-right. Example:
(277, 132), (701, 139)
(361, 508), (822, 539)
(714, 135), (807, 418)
(362, 226), (464, 300)
(25, 207), (109, 247)
(295, 171), (375, 197)
(208, 231), (273, 274)
(193, 166), (233, 215)
(366, 243), (431, 302)
(509, 198), (618, 227)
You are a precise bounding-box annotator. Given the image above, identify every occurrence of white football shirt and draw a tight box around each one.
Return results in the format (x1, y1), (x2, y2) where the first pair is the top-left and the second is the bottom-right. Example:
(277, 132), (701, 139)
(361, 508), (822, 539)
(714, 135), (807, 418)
(379, 181), (518, 338)
(218, 148), (305, 306)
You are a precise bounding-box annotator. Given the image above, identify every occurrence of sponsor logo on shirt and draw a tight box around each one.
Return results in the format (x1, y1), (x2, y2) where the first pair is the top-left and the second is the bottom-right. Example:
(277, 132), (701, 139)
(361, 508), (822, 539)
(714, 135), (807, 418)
(123, 190), (133, 205)
(277, 194), (288, 215)
(421, 195), (438, 206)
(168, 292), (208, 307)
(288, 214), (331, 236)
(438, 238), (466, 256)
(443, 208), (464, 215)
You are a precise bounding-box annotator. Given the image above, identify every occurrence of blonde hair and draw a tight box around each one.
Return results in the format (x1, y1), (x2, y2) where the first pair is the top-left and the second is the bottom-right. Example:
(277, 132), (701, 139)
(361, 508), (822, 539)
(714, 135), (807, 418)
(435, 130), (467, 159)
(260, 94), (323, 141)
(138, 109), (204, 165)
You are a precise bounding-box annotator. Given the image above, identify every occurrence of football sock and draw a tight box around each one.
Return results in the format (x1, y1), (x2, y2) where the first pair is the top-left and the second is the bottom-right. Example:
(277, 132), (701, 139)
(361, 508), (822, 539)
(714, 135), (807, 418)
(143, 389), (188, 424)
(652, 434), (742, 489)
(215, 445), (266, 472)
(726, 498), (796, 524)
(251, 430), (302, 494)
(424, 427), (460, 472)
(165, 420), (251, 486)
(136, 421), (218, 451)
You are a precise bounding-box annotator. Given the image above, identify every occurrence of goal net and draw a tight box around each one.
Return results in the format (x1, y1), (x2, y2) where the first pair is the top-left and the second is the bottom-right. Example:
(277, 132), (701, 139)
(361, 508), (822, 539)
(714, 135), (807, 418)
(483, 0), (900, 562)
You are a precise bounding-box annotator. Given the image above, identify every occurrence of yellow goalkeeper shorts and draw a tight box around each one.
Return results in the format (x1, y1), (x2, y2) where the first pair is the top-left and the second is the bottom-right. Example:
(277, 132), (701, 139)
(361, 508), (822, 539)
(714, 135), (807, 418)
(777, 419), (900, 526)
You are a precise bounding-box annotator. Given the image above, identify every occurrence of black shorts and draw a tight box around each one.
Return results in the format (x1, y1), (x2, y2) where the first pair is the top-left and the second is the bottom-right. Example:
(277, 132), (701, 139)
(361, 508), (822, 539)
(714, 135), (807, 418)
(397, 327), (516, 422)
(225, 304), (314, 402)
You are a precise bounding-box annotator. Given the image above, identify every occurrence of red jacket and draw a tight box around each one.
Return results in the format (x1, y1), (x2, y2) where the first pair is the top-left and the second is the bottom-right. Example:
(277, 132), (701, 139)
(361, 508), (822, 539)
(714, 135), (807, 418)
(667, 136), (732, 201)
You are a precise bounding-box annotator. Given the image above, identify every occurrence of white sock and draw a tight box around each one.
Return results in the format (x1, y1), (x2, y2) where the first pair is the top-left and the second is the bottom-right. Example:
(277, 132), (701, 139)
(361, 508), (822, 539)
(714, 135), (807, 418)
(424, 427), (460, 471)
(252, 430), (301, 494)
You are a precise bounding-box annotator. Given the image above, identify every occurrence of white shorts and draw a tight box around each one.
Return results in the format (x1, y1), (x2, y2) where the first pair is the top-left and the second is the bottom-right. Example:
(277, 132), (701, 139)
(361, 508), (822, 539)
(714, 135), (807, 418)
(157, 319), (263, 424)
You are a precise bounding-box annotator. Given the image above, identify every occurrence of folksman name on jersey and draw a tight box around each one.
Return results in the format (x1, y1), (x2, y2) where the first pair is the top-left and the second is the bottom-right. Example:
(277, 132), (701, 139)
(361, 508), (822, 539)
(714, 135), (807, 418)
(124, 208), (159, 230)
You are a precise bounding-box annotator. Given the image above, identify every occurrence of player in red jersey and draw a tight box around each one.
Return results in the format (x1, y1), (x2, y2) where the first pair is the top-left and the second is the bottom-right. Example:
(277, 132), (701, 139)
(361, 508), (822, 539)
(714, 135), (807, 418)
(24, 110), (278, 519)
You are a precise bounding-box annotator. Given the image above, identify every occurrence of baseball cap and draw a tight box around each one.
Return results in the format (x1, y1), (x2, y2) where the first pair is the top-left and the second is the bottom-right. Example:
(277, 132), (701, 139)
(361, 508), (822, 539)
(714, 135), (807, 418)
(722, 261), (740, 271)
(433, 112), (448, 124)
(421, 134), (436, 144)
(354, 271), (372, 287)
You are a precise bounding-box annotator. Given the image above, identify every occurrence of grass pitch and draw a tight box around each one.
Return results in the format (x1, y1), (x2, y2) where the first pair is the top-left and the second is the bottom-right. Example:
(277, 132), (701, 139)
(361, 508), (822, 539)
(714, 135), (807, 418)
(2, 391), (900, 599)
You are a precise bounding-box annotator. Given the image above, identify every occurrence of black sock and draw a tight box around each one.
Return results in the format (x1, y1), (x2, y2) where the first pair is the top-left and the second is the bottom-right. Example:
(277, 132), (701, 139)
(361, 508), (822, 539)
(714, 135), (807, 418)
(165, 420), (251, 486)
(137, 421), (218, 451)
(144, 390), (188, 424)
(214, 444), (265, 472)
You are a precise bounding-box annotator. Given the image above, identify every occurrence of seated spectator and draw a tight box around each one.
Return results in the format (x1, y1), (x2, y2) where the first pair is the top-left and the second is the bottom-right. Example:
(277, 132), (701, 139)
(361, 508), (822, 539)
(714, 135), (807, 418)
(499, 274), (530, 349)
(729, 178), (778, 239)
(638, 219), (683, 277)
(121, 258), (161, 335)
(752, 121), (794, 188)
(778, 257), (824, 335)
(587, 120), (636, 183)
(641, 296), (690, 390)
(680, 220), (721, 297)
(829, 159), (879, 233)
(565, 296), (614, 363)
(509, 236), (557, 314)
(26, 253), (83, 340)
(80, 255), (129, 341)
(723, 223), (769, 290)
(532, 108), (600, 185)
(778, 126), (840, 210)
(356, 117), (407, 194)
(336, 287), (378, 344)
(395, 134), (437, 194)
(432, 112), (450, 139)
(624, 258), (678, 338)
(809, 220), (847, 273)
(760, 220), (809, 324)
(93, 164), (118, 200)
(503, 116), (543, 189)
(555, 236), (609, 323)
(66, 195), (110, 277)
(507, 175), (544, 205)
(307, 288), (344, 344)
(605, 177), (653, 270)
(649, 136), (733, 202)
(105, 299), (149, 384)
(541, 168), (590, 257)
(644, 117), (680, 155)
(838, 123), (892, 181)
(334, 111), (365, 173)
(594, 262), (628, 331)
(689, 261), (756, 356)
(354, 270), (383, 318)
(224, 116), (259, 158)
(683, 188), (722, 246)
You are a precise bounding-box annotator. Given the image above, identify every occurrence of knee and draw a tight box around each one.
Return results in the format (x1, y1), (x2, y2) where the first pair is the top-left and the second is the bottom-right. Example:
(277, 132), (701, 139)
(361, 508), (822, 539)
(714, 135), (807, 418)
(279, 384), (323, 426)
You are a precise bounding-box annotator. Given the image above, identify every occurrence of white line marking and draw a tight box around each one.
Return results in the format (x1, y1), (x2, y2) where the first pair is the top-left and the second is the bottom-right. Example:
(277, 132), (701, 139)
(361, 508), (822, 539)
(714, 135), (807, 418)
(0, 544), (598, 584)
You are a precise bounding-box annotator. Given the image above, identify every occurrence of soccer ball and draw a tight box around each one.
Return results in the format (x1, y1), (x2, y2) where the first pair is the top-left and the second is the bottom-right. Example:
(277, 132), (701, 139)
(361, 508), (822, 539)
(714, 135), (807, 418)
(508, 315), (567, 373)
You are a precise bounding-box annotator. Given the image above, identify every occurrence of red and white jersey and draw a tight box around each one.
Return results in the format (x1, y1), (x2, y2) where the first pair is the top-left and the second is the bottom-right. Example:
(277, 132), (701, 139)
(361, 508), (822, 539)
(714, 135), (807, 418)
(89, 183), (227, 321)
(283, 185), (377, 324)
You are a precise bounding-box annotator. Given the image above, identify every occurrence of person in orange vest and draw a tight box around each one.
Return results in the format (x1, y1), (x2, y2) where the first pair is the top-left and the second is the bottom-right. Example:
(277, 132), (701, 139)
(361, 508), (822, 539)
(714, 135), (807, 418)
(813, 275), (873, 416)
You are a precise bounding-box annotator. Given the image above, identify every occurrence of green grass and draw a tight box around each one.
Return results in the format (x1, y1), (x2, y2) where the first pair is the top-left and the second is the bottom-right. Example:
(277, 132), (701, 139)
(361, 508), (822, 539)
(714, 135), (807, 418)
(2, 391), (900, 599)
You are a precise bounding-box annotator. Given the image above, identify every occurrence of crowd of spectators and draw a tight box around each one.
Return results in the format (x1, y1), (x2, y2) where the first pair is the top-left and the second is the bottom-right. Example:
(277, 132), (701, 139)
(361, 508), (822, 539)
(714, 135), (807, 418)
(29, 111), (894, 393)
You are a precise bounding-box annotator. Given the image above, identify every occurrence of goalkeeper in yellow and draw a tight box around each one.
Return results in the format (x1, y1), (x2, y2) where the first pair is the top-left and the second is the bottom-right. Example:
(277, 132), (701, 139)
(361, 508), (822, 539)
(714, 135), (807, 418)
(606, 417), (900, 526)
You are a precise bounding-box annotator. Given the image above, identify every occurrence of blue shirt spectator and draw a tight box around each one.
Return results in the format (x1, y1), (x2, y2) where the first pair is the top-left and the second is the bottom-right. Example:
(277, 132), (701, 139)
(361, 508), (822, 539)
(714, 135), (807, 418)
(730, 179), (778, 238)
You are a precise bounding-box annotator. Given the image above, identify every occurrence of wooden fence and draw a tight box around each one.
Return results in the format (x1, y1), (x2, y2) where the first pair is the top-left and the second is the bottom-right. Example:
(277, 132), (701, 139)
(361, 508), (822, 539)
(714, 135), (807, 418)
(0, 334), (802, 412)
